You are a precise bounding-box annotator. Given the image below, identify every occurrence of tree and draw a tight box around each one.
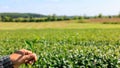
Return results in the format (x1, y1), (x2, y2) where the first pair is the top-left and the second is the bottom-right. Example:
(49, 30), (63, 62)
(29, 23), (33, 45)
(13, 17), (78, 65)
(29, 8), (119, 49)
(61, 15), (68, 20)
(98, 13), (103, 18)
(29, 17), (34, 22)
(52, 14), (57, 21)
(78, 16), (84, 19)
(108, 16), (112, 18)
(47, 15), (53, 21)
(1, 16), (5, 22)
(0, 16), (2, 21)
(74, 16), (79, 20)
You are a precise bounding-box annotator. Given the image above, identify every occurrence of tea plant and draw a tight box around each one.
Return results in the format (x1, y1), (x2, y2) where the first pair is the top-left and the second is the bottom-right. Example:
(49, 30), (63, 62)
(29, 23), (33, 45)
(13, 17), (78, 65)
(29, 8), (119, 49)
(0, 29), (120, 68)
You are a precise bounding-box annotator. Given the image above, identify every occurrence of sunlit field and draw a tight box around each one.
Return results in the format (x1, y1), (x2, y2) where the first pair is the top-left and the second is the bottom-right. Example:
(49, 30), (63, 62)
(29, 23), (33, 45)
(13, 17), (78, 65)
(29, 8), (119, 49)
(0, 21), (120, 68)
(0, 21), (120, 30)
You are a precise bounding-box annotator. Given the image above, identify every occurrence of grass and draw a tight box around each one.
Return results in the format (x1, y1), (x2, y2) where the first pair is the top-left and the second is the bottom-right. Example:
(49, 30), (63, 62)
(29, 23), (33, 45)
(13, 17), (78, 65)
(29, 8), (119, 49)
(0, 21), (120, 30)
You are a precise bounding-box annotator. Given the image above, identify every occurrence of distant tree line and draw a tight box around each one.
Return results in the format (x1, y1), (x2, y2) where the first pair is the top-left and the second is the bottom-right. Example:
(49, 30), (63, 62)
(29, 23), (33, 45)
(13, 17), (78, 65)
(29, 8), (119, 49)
(0, 13), (84, 22)
(0, 13), (120, 22)
(0, 15), (70, 22)
(0, 13), (45, 18)
(92, 13), (120, 19)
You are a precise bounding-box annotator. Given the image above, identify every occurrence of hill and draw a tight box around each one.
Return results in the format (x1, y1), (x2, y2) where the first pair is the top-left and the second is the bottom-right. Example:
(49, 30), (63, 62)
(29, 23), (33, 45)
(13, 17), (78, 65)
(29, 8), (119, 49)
(0, 13), (46, 18)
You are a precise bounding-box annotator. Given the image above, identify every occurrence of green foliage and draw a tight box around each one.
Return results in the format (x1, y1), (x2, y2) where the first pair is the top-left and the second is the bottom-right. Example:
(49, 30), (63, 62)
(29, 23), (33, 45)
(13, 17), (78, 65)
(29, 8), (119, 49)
(0, 29), (120, 68)
(0, 13), (45, 18)
(0, 13), (82, 22)
(98, 13), (103, 18)
(1, 12), (120, 23)
(103, 22), (120, 24)
(25, 40), (34, 51)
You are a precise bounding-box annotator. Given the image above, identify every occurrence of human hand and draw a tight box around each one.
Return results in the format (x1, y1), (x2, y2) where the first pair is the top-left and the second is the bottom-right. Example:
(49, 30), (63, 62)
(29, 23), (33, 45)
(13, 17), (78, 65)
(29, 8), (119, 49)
(10, 49), (37, 68)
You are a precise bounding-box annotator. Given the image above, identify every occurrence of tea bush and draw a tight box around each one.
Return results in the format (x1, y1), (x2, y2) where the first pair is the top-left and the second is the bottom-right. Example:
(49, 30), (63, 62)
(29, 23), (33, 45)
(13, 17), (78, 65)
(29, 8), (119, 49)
(0, 29), (120, 68)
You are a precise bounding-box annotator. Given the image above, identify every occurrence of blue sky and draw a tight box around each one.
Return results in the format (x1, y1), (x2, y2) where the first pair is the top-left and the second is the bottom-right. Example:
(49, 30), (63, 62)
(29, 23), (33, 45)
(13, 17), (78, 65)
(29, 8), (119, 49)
(0, 0), (120, 16)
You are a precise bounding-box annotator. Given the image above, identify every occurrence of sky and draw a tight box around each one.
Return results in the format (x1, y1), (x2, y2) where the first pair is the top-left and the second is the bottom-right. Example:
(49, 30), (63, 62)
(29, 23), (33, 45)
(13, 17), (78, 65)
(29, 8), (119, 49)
(0, 0), (120, 16)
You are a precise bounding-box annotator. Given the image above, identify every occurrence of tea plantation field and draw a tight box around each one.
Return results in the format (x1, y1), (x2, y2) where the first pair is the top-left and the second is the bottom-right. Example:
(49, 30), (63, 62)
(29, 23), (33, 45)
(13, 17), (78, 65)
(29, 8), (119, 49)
(0, 23), (120, 68)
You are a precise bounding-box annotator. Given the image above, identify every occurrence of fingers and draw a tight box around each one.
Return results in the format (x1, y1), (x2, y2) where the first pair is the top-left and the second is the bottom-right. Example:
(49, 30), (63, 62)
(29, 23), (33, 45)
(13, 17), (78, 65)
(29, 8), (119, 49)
(28, 61), (34, 65)
(33, 53), (37, 61)
(26, 60), (35, 65)
(23, 54), (37, 63)
(15, 49), (37, 65)
(20, 49), (32, 55)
